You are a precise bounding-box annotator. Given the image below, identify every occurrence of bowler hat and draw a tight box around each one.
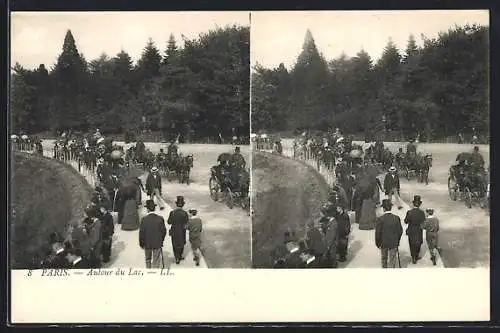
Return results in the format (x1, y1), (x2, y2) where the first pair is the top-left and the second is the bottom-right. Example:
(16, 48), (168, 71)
(145, 199), (157, 210)
(176, 196), (185, 207)
(412, 195), (422, 206)
(381, 199), (393, 210)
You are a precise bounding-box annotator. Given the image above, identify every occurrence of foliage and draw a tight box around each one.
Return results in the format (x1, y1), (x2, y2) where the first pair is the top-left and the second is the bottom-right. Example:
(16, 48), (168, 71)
(11, 25), (250, 142)
(251, 24), (489, 141)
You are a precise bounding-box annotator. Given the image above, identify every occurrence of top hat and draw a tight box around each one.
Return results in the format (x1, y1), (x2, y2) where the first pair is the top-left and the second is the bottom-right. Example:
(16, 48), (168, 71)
(145, 199), (157, 211)
(176, 196), (185, 207)
(412, 195), (422, 206)
(381, 199), (393, 210)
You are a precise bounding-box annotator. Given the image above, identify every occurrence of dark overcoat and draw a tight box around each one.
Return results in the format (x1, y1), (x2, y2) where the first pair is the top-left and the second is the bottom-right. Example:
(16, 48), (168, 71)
(404, 208), (425, 246)
(139, 213), (167, 249)
(375, 212), (403, 249)
(167, 208), (188, 248)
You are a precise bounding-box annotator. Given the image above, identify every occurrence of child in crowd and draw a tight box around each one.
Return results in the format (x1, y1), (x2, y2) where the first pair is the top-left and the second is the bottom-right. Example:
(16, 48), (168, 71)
(187, 209), (203, 266)
(422, 208), (440, 266)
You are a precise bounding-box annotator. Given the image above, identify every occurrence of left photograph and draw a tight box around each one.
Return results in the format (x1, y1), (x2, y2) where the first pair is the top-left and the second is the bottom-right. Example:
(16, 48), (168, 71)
(10, 11), (251, 269)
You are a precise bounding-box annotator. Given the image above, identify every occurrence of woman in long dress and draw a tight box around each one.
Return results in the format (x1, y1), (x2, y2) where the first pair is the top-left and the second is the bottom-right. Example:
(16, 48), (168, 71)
(120, 183), (140, 231)
(358, 171), (377, 230)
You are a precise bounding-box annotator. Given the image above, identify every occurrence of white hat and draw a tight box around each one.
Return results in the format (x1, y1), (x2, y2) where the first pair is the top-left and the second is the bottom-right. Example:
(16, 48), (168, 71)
(97, 137), (105, 144)
(21, 134), (28, 140)
(10, 134), (17, 139)
(151, 166), (159, 172)
(389, 166), (397, 172)
(336, 137), (344, 143)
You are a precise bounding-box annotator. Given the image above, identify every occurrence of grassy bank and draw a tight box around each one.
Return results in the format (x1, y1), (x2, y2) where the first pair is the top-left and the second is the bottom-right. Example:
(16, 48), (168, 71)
(10, 153), (92, 269)
(251, 151), (329, 268)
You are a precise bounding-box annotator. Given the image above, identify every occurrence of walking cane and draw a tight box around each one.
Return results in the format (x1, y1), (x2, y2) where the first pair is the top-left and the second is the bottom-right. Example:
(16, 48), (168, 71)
(112, 188), (118, 212)
(160, 249), (165, 269)
(397, 247), (401, 268)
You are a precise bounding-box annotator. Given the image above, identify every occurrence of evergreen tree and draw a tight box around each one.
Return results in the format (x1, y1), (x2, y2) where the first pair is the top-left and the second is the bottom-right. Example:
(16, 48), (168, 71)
(50, 29), (89, 131)
(290, 29), (330, 130)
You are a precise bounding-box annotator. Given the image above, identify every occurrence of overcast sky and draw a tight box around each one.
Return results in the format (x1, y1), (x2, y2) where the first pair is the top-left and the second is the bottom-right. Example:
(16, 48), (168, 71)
(251, 10), (489, 70)
(11, 11), (250, 69)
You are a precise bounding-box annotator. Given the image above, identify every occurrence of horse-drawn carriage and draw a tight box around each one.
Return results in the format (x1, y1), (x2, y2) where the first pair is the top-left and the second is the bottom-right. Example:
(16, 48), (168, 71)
(399, 151), (433, 184)
(448, 152), (489, 209)
(209, 152), (250, 211)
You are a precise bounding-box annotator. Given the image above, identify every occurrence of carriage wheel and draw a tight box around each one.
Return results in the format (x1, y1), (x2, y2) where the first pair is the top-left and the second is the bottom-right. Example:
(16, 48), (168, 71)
(448, 177), (458, 201)
(225, 187), (234, 209)
(464, 187), (473, 209)
(209, 176), (219, 201)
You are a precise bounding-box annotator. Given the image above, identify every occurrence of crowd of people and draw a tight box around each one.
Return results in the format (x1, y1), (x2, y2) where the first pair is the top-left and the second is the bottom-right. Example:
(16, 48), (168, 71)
(35, 128), (208, 269)
(268, 127), (453, 269)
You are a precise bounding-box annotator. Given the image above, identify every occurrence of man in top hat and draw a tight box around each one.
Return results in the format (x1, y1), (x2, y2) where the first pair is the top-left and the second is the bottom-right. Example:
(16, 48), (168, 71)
(336, 205), (351, 262)
(404, 195), (426, 264)
(231, 146), (246, 171)
(65, 242), (91, 269)
(375, 199), (403, 268)
(272, 231), (302, 268)
(305, 221), (326, 263)
(297, 239), (320, 268)
(167, 196), (189, 264)
(83, 204), (103, 268)
(187, 209), (203, 266)
(383, 166), (403, 210)
(470, 146), (485, 172)
(40, 232), (68, 269)
(146, 166), (165, 210)
(98, 206), (115, 263)
(319, 203), (339, 268)
(139, 200), (167, 268)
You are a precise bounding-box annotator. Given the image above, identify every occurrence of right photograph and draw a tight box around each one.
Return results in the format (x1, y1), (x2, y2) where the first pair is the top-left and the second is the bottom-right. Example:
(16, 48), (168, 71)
(250, 10), (490, 269)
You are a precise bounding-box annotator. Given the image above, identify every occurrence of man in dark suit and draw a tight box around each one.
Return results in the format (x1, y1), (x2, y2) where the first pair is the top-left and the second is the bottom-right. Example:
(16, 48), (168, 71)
(383, 166), (403, 209)
(167, 196), (189, 264)
(65, 245), (91, 269)
(139, 200), (167, 268)
(40, 232), (68, 269)
(98, 207), (115, 263)
(336, 206), (351, 262)
(145, 167), (165, 210)
(404, 195), (426, 264)
(375, 199), (403, 268)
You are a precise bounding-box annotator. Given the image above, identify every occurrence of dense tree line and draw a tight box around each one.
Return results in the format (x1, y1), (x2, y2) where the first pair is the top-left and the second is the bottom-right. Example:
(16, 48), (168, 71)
(252, 24), (489, 142)
(11, 25), (250, 142)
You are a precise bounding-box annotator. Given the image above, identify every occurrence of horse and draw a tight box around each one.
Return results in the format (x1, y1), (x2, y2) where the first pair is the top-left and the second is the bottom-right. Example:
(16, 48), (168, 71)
(176, 154), (194, 184)
(415, 153), (433, 185)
